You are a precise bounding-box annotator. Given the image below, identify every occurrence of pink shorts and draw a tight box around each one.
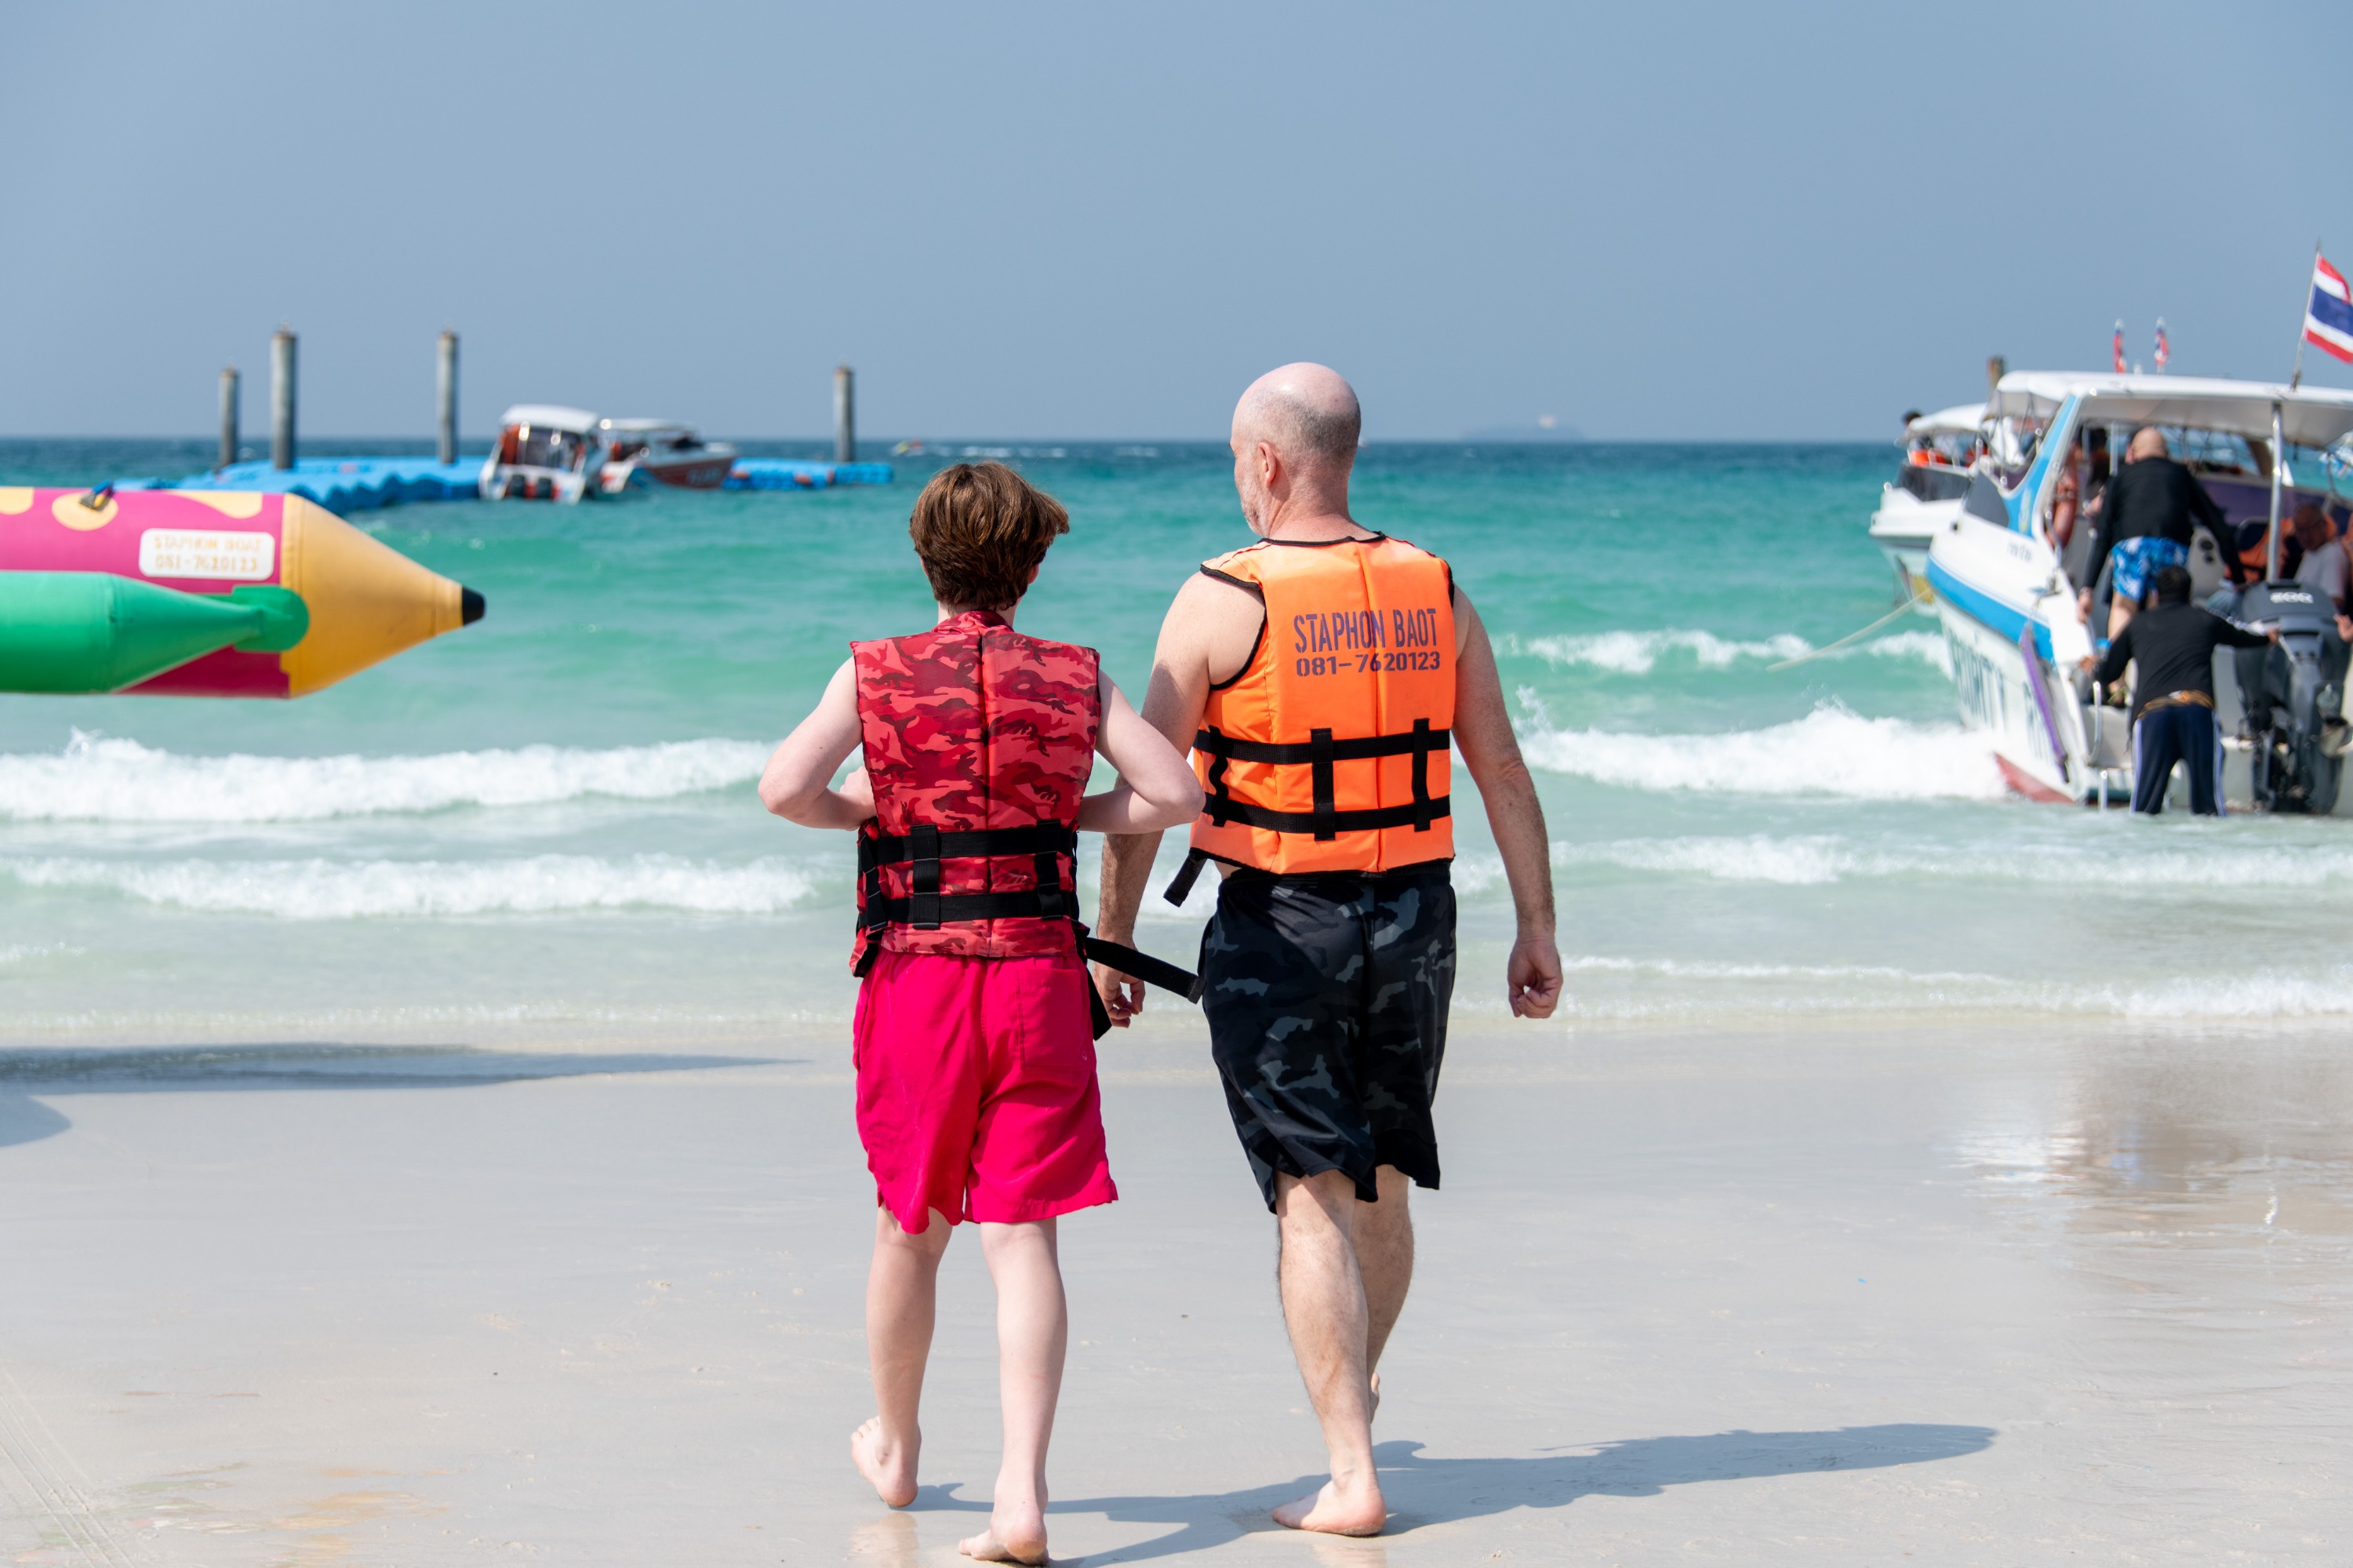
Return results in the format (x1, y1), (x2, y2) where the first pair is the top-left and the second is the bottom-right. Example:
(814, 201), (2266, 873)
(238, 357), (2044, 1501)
(853, 950), (1117, 1231)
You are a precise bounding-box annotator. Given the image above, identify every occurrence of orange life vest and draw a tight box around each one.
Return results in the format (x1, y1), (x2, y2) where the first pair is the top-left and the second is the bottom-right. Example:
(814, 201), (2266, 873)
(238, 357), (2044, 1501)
(1168, 534), (1455, 902)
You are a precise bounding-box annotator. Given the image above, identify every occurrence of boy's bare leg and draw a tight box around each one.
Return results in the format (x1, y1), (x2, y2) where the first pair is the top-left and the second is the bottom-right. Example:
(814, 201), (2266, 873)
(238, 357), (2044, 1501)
(1269, 1170), (1387, 1537)
(1356, 1165), (1415, 1412)
(855, 1206), (952, 1508)
(958, 1218), (1065, 1565)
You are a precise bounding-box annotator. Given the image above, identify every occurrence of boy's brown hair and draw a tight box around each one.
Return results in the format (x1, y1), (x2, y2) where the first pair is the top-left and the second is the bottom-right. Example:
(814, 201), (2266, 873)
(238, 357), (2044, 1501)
(907, 462), (1071, 610)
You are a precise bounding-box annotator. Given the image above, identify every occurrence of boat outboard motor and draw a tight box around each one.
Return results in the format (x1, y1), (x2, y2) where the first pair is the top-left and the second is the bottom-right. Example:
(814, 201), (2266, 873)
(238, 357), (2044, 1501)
(2232, 580), (2348, 814)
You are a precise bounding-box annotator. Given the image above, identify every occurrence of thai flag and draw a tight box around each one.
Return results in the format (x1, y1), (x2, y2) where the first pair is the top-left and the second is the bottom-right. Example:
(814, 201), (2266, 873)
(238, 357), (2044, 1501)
(2154, 318), (2169, 371)
(2112, 321), (2127, 373)
(2305, 254), (2353, 363)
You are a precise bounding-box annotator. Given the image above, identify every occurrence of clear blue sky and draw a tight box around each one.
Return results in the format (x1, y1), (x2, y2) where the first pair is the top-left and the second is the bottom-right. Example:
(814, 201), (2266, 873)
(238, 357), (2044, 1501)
(5, 1), (2348, 441)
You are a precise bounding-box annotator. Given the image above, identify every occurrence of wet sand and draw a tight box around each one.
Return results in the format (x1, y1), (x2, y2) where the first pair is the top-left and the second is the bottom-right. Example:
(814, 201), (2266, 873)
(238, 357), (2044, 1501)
(1, 1018), (2347, 1565)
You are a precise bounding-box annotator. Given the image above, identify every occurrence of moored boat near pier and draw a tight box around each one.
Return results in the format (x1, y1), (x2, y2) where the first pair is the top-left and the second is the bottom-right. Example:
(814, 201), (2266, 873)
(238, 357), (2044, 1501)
(1923, 371), (2353, 811)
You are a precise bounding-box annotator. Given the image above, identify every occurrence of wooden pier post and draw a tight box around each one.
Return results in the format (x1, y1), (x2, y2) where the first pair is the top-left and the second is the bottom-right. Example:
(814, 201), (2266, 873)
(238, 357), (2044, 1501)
(437, 329), (460, 466)
(271, 326), (297, 471)
(217, 366), (240, 471)
(834, 364), (856, 464)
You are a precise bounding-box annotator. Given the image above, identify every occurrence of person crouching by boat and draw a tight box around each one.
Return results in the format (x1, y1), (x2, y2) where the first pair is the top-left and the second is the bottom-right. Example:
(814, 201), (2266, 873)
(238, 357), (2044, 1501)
(2076, 427), (2239, 643)
(2079, 564), (2276, 816)
(758, 461), (1202, 1566)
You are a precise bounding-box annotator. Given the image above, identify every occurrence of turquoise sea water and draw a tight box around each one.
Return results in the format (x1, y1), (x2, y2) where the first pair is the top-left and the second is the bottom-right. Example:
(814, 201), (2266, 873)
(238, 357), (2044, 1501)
(2, 438), (2347, 1042)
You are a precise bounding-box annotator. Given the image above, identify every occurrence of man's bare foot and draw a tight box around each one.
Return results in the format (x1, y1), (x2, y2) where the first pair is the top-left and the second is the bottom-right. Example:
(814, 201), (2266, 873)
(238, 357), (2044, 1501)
(958, 1505), (1048, 1565)
(1273, 1477), (1386, 1536)
(850, 1417), (919, 1508)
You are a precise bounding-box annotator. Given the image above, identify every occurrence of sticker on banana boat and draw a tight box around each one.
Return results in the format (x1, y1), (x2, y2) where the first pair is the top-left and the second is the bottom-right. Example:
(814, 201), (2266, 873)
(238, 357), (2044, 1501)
(137, 529), (275, 581)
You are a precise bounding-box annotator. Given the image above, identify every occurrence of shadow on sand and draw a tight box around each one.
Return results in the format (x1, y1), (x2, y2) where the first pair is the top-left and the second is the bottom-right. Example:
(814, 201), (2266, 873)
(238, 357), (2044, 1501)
(0, 1042), (787, 1149)
(901, 1424), (1995, 1563)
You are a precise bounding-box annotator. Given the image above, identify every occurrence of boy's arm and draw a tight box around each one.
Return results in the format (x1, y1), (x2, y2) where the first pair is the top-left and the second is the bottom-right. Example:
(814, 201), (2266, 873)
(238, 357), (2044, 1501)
(1076, 673), (1204, 835)
(758, 659), (872, 830)
(1092, 575), (1239, 1027)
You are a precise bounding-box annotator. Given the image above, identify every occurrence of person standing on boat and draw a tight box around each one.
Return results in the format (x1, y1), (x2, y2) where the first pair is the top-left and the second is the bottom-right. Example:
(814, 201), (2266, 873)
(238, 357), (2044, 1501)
(2076, 427), (2236, 641)
(1089, 363), (1563, 1538)
(2081, 564), (2275, 815)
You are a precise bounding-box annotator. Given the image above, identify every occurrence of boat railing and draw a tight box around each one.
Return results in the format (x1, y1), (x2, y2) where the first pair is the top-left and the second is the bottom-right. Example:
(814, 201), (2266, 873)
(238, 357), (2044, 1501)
(1896, 464), (1973, 504)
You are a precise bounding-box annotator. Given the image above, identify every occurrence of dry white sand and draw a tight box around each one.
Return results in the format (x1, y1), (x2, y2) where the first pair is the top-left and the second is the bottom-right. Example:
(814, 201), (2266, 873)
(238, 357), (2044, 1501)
(1, 1018), (2348, 1565)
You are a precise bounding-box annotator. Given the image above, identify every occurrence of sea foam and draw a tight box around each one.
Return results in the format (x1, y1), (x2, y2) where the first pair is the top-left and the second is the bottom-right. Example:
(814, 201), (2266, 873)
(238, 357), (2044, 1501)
(1520, 703), (2006, 801)
(2, 854), (818, 918)
(0, 733), (770, 823)
(1518, 627), (1948, 675)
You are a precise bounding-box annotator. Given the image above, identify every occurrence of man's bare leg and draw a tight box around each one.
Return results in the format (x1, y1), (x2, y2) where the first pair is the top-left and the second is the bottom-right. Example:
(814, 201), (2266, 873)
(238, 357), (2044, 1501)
(958, 1218), (1065, 1565)
(1356, 1165), (1415, 1412)
(854, 1206), (951, 1508)
(2108, 596), (2137, 642)
(1270, 1170), (1387, 1536)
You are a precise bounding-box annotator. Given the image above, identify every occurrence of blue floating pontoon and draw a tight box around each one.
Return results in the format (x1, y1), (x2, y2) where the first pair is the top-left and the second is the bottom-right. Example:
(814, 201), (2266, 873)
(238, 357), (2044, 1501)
(725, 459), (894, 490)
(113, 457), (488, 514)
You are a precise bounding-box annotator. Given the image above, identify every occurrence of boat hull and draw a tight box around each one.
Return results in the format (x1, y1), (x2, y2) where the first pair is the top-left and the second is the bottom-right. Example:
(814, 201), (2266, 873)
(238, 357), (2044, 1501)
(598, 449), (738, 494)
(1868, 482), (1960, 608)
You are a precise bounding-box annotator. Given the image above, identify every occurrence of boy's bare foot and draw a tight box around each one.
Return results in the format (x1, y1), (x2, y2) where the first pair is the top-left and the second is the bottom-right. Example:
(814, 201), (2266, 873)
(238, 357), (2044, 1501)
(1273, 1477), (1386, 1537)
(851, 1416), (919, 1508)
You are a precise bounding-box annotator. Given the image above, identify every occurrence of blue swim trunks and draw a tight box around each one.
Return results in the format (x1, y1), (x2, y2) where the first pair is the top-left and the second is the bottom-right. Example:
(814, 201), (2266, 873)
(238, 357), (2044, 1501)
(2110, 536), (2188, 602)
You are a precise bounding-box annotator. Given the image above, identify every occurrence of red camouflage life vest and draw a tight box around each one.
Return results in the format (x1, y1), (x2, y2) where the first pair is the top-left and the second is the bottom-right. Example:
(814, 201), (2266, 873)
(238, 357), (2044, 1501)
(849, 609), (1100, 971)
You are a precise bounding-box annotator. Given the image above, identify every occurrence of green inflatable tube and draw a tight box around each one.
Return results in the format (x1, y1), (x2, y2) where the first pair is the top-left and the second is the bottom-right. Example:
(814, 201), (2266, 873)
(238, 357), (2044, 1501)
(0, 573), (310, 694)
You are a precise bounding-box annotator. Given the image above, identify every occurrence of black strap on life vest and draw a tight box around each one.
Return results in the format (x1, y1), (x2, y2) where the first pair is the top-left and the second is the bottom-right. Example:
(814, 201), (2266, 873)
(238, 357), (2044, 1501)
(1192, 720), (1452, 841)
(853, 819), (1202, 1035)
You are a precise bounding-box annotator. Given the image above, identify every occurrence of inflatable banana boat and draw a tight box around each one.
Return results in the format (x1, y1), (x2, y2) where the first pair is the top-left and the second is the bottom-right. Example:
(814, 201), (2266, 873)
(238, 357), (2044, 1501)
(0, 487), (482, 697)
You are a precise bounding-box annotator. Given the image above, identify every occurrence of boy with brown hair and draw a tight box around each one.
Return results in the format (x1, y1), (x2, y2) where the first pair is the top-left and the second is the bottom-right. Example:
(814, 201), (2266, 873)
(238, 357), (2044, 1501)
(759, 461), (1200, 1563)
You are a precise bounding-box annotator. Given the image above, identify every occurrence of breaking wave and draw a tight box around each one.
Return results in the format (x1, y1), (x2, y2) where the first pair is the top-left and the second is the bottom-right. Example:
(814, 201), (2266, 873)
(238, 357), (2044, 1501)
(1520, 703), (2006, 801)
(1555, 831), (2353, 890)
(1545, 954), (2353, 1020)
(0, 854), (819, 918)
(1516, 627), (1947, 675)
(0, 733), (770, 823)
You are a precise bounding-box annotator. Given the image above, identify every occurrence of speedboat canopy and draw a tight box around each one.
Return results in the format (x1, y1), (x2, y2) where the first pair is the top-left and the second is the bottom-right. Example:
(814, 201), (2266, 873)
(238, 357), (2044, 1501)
(1988, 373), (2353, 449)
(1904, 402), (1984, 440)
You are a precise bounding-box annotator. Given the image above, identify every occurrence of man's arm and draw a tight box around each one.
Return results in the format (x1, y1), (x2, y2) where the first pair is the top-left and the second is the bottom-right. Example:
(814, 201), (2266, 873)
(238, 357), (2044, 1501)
(1092, 572), (1258, 1026)
(1452, 591), (1562, 1020)
(2078, 475), (2118, 613)
(2210, 614), (2276, 651)
(757, 658), (872, 829)
(2086, 617), (2135, 686)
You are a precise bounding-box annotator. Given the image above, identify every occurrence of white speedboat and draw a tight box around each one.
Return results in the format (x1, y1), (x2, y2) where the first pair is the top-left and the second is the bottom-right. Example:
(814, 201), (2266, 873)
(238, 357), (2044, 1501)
(1924, 371), (2353, 810)
(1868, 402), (1983, 604)
(480, 406), (606, 503)
(596, 420), (738, 494)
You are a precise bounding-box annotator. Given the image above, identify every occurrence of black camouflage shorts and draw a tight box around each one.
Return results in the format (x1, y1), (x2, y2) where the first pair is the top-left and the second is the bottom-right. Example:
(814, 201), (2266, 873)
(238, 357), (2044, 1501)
(1198, 864), (1456, 1211)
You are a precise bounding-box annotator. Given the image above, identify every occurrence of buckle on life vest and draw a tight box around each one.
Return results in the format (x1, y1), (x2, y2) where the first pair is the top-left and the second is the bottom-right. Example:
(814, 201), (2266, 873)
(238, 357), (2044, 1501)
(1202, 726), (1235, 827)
(907, 824), (942, 930)
(1309, 727), (1337, 842)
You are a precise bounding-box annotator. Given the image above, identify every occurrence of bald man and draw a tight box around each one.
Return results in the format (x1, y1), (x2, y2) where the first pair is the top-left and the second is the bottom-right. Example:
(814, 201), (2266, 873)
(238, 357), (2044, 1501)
(2078, 426), (2235, 640)
(1092, 364), (1562, 1537)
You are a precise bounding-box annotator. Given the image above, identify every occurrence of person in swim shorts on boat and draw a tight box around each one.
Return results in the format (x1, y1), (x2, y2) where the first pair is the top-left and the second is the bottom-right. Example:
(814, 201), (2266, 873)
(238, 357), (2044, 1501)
(759, 461), (1202, 1565)
(1089, 364), (1564, 1537)
(2080, 563), (2275, 816)
(2077, 426), (2236, 642)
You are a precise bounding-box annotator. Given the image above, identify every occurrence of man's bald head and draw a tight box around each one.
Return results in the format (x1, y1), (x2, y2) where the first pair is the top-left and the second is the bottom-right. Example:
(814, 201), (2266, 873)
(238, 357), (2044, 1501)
(2127, 426), (2169, 462)
(1234, 363), (1362, 474)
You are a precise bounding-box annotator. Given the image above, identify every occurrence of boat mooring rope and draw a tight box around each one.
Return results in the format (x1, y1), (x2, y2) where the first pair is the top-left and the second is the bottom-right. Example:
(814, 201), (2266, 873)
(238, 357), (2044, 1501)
(1766, 592), (1933, 671)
